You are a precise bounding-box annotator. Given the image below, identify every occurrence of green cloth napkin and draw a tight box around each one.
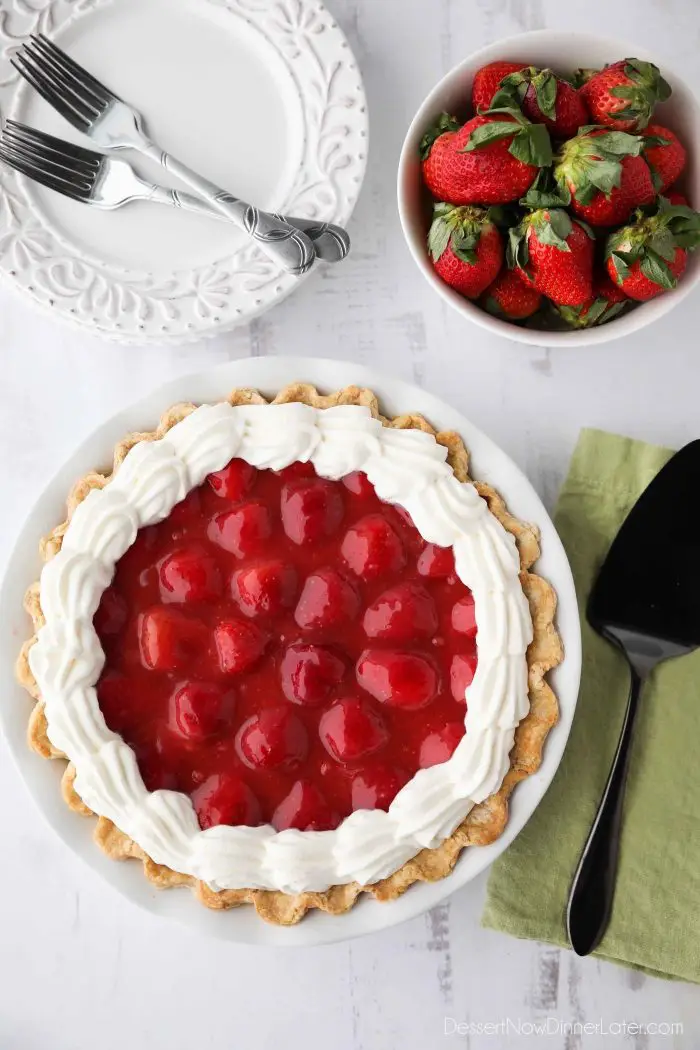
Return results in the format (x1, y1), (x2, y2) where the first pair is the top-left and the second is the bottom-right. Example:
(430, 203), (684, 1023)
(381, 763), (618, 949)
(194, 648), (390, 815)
(482, 428), (700, 983)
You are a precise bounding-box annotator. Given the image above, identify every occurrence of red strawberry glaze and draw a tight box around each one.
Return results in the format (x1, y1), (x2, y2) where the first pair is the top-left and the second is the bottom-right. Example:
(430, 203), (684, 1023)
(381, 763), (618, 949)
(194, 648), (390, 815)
(272, 779), (341, 831)
(207, 460), (257, 502)
(351, 764), (411, 812)
(419, 723), (466, 769)
(93, 462), (478, 830)
(417, 543), (456, 579)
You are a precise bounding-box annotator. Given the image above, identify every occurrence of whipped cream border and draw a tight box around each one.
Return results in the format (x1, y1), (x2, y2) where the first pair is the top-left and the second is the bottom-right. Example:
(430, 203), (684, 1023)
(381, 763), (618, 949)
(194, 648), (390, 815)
(29, 402), (533, 894)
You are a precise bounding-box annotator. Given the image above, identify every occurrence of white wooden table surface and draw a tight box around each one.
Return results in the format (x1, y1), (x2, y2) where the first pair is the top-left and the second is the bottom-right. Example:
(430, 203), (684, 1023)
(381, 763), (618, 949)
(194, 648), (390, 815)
(1, 0), (699, 1046)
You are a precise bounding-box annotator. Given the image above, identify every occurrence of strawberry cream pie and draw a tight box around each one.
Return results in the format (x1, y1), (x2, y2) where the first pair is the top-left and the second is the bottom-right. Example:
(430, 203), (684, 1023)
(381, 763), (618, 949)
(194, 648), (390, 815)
(17, 384), (561, 925)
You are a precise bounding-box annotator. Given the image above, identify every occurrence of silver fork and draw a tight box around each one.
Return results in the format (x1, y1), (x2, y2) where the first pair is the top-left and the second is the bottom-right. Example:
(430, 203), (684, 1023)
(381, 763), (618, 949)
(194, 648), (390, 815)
(12, 34), (322, 276)
(0, 120), (350, 264)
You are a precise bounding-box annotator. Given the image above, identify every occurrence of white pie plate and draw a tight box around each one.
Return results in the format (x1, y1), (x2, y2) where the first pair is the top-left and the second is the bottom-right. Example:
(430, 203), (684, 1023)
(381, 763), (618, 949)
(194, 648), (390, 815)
(0, 0), (368, 343)
(0, 357), (582, 946)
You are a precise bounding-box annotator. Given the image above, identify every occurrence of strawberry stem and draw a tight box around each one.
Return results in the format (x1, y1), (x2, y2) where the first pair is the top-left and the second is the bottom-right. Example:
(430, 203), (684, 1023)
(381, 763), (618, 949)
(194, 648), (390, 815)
(462, 111), (553, 168)
(420, 112), (461, 159)
(428, 204), (492, 264)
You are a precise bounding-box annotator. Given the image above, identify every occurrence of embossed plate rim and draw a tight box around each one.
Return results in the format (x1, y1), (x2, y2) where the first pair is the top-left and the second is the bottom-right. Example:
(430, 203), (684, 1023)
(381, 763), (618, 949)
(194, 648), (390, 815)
(0, 0), (368, 343)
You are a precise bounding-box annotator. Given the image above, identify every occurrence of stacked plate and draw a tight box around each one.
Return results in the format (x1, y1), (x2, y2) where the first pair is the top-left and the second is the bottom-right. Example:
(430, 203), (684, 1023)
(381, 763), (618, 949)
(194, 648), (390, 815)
(0, 0), (368, 342)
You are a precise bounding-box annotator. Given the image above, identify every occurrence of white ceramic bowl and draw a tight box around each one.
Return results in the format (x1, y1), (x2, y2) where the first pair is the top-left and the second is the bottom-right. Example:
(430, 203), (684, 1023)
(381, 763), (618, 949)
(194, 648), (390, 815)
(0, 357), (581, 946)
(398, 30), (700, 348)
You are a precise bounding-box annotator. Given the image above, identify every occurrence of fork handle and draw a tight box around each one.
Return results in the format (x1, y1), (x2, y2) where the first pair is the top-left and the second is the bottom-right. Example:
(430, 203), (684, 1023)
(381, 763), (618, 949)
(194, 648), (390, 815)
(272, 216), (351, 264)
(566, 665), (644, 956)
(144, 185), (349, 264)
(138, 143), (315, 276)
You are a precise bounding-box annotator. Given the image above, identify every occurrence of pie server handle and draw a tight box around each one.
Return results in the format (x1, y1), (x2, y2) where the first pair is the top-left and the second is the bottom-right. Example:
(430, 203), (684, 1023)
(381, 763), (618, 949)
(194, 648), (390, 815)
(565, 665), (644, 956)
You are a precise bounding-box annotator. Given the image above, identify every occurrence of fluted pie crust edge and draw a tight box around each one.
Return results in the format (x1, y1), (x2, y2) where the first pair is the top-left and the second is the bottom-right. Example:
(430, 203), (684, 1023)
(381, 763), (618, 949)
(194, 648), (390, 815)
(16, 383), (563, 925)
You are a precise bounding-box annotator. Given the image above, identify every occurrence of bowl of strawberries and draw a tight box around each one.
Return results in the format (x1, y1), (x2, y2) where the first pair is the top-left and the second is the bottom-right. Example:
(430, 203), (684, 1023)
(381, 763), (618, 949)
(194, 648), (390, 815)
(398, 30), (700, 346)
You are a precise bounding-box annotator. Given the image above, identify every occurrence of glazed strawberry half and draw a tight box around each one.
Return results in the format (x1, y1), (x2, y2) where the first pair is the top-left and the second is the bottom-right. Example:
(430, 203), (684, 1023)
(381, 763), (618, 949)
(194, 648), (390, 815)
(581, 59), (671, 132)
(482, 268), (542, 320)
(554, 127), (655, 227)
(507, 208), (595, 306)
(420, 108), (552, 205)
(557, 270), (629, 328)
(643, 124), (687, 193)
(471, 60), (528, 113)
(490, 66), (590, 139)
(428, 203), (503, 299)
(605, 197), (700, 301)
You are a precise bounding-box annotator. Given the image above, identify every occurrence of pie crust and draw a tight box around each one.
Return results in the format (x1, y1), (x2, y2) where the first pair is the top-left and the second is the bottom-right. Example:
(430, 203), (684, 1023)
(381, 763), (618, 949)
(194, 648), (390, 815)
(17, 383), (562, 925)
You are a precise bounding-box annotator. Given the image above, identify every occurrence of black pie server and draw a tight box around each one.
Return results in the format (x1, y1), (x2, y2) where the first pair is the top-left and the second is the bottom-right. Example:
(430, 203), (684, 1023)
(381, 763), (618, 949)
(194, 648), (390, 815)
(566, 439), (700, 957)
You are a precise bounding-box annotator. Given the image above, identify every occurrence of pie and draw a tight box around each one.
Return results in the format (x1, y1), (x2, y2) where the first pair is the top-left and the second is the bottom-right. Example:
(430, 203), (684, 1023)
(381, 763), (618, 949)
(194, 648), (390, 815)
(17, 383), (562, 925)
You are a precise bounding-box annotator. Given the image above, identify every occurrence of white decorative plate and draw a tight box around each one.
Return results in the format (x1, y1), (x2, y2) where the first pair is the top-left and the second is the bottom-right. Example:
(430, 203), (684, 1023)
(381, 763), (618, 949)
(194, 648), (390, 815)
(0, 357), (582, 946)
(0, 0), (368, 342)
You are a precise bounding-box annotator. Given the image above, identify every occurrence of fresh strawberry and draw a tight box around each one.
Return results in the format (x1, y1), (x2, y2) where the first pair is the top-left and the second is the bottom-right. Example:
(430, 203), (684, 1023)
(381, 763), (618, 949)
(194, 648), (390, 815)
(557, 270), (629, 328)
(605, 197), (700, 300)
(523, 77), (589, 139)
(556, 297), (619, 329)
(482, 267), (542, 319)
(508, 209), (595, 306)
(643, 124), (687, 192)
(571, 68), (599, 90)
(554, 128), (655, 227)
(428, 204), (503, 299)
(594, 270), (630, 306)
(471, 60), (528, 113)
(666, 190), (689, 207)
(581, 59), (671, 132)
(490, 66), (589, 138)
(420, 110), (552, 205)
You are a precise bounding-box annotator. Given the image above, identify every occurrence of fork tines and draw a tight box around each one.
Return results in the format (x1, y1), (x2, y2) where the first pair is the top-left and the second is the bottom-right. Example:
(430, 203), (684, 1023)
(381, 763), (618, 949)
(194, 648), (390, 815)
(11, 33), (118, 133)
(0, 119), (99, 201)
